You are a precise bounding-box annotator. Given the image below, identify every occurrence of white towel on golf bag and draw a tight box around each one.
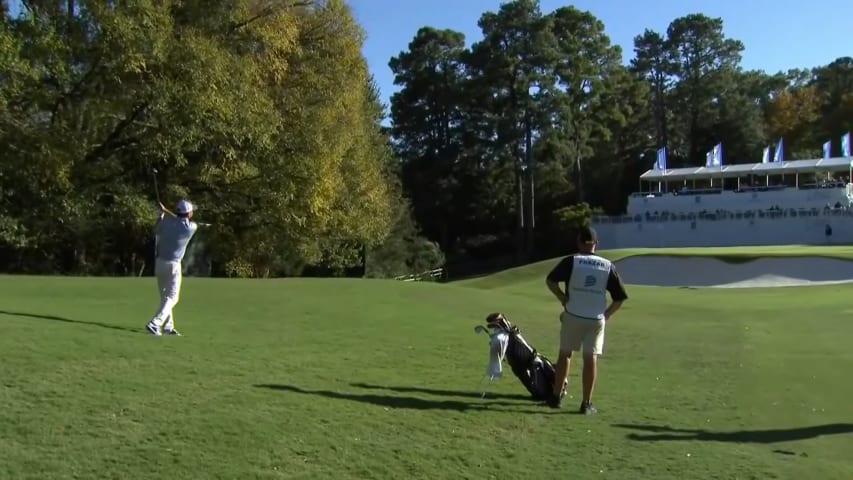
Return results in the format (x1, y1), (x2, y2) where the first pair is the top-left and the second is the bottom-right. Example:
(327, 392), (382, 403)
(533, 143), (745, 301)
(474, 325), (510, 377)
(487, 331), (509, 377)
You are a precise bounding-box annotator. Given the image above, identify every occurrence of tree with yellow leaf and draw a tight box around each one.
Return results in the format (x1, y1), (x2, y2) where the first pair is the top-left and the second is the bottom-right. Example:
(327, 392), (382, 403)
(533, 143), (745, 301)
(0, 0), (404, 277)
(764, 85), (821, 155)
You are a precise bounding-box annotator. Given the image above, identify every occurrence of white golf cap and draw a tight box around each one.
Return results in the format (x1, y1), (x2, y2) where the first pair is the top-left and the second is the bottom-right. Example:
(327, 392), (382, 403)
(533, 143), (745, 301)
(175, 199), (193, 214)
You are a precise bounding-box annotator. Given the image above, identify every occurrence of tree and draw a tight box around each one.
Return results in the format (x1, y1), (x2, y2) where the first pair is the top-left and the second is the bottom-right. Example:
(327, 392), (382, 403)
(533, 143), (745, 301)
(546, 5), (635, 211)
(764, 85), (821, 155)
(0, 0), (398, 277)
(811, 57), (853, 147)
(466, 0), (558, 259)
(388, 26), (469, 253)
(631, 29), (675, 154)
(665, 14), (744, 166)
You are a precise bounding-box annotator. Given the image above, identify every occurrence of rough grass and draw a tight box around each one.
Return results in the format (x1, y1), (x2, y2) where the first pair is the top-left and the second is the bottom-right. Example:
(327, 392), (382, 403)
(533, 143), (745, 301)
(1, 268), (852, 479)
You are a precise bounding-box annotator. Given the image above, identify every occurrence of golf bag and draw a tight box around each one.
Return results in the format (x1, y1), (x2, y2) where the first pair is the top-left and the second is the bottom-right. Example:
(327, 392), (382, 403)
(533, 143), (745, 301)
(478, 313), (566, 401)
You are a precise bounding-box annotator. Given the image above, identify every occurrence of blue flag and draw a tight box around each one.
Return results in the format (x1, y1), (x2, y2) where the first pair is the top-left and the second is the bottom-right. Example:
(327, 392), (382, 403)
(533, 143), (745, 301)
(843, 132), (851, 157)
(773, 138), (783, 163)
(655, 147), (667, 171)
(762, 146), (770, 164)
(823, 140), (831, 159)
(706, 143), (722, 167)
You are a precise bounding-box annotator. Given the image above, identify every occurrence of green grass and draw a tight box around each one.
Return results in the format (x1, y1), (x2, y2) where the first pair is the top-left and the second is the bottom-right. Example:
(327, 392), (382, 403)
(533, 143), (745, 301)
(2, 265), (853, 479)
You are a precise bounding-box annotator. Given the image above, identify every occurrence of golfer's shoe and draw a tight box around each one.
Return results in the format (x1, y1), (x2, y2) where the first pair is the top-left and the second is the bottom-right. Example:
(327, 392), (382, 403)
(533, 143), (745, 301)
(146, 323), (161, 336)
(163, 328), (181, 336)
(579, 401), (597, 415)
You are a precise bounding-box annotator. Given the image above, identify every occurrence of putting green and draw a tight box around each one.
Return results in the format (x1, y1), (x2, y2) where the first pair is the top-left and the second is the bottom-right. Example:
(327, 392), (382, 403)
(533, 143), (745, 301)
(457, 245), (853, 290)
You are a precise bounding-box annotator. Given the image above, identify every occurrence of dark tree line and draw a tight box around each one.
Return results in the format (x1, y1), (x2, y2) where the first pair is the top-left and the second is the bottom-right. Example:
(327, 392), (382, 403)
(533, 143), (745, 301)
(0, 0), (850, 278)
(387, 0), (853, 275)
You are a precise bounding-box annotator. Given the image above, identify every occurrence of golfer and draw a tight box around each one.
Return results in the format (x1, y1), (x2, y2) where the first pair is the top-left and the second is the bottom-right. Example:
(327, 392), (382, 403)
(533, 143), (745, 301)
(145, 199), (201, 336)
(544, 225), (628, 414)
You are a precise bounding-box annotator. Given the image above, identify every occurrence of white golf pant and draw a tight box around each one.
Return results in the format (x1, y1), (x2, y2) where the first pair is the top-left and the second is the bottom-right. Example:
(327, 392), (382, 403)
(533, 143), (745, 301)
(150, 259), (182, 330)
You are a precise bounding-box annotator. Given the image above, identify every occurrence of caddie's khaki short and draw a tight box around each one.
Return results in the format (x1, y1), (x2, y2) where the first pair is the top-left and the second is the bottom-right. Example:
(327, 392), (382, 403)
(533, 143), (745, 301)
(559, 311), (605, 356)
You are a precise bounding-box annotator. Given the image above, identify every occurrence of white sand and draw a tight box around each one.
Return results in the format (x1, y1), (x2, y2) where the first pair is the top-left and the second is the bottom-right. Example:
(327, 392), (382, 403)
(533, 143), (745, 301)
(613, 256), (853, 288)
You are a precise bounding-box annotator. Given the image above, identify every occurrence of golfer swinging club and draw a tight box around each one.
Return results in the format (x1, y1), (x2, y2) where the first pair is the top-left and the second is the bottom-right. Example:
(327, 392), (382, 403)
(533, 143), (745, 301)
(145, 199), (203, 336)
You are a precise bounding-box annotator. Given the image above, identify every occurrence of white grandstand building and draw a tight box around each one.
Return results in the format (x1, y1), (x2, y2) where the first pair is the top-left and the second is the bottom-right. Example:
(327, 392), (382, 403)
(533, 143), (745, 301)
(592, 155), (853, 249)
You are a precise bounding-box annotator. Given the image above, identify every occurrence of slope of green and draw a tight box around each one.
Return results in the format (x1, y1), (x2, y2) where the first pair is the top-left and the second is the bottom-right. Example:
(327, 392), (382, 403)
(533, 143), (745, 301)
(457, 245), (853, 290)
(1, 274), (852, 479)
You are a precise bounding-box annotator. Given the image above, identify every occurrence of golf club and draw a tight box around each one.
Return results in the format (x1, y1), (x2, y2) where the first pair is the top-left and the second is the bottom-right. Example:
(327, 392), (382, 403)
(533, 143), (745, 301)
(151, 167), (162, 204)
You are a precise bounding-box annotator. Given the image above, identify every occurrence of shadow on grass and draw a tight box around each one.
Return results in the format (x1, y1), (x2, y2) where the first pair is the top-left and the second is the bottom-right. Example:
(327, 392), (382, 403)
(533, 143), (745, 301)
(0, 309), (142, 334)
(254, 383), (546, 412)
(614, 423), (853, 444)
(349, 382), (533, 401)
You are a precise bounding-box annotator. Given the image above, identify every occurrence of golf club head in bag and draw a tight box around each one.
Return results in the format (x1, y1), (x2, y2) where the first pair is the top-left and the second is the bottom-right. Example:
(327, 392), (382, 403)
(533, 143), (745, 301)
(476, 312), (567, 402)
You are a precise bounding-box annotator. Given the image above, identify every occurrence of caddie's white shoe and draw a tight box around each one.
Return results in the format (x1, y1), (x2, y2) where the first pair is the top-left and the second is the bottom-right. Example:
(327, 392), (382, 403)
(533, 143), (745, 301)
(146, 323), (162, 336)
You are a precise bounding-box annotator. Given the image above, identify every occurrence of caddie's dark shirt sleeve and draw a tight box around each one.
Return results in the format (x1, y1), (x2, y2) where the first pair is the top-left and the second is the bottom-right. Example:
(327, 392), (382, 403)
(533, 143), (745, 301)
(547, 256), (574, 284)
(606, 265), (628, 301)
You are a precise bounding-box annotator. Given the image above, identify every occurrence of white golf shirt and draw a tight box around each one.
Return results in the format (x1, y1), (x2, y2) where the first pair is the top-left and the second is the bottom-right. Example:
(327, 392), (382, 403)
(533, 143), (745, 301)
(155, 213), (199, 263)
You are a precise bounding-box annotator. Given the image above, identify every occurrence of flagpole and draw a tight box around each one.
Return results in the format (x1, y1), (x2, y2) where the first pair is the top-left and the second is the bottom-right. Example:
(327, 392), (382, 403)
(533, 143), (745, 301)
(844, 133), (850, 187)
(718, 143), (723, 191)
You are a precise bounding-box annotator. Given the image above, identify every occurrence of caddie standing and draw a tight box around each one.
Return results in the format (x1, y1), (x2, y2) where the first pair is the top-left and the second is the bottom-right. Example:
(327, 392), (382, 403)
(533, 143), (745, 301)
(146, 199), (199, 336)
(544, 226), (629, 414)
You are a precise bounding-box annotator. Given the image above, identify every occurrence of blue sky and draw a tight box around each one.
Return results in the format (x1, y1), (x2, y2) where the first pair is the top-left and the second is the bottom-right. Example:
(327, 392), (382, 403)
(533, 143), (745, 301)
(348, 0), (853, 115)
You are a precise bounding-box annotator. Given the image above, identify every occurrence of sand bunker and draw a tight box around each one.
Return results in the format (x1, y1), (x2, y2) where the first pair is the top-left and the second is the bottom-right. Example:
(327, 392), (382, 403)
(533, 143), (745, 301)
(613, 256), (853, 288)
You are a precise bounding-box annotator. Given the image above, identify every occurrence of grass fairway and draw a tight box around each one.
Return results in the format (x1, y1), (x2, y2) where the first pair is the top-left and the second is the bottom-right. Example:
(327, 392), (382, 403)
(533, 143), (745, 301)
(2, 268), (853, 479)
